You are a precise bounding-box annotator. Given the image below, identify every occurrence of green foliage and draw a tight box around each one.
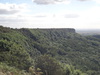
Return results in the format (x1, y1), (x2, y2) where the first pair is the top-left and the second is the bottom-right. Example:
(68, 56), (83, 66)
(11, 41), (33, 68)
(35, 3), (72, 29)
(29, 66), (43, 75)
(0, 62), (24, 75)
(0, 39), (33, 70)
(35, 55), (64, 75)
(35, 55), (86, 75)
(0, 26), (100, 74)
(0, 27), (34, 70)
(62, 64), (86, 75)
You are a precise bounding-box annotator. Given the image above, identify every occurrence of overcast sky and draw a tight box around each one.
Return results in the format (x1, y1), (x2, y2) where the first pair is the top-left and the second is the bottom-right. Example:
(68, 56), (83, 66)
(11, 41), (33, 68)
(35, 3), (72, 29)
(0, 0), (100, 29)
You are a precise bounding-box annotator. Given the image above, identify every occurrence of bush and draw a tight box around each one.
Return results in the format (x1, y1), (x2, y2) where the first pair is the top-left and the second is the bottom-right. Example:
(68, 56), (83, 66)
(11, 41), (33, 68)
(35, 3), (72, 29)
(63, 64), (87, 75)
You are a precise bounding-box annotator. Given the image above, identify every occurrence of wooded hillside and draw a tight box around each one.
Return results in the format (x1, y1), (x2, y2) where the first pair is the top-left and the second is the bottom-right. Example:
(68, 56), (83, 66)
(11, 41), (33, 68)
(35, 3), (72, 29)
(0, 26), (100, 75)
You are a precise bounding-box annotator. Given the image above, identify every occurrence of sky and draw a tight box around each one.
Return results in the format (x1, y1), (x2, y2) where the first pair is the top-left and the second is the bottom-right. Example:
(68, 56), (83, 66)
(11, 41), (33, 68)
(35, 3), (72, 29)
(0, 0), (100, 29)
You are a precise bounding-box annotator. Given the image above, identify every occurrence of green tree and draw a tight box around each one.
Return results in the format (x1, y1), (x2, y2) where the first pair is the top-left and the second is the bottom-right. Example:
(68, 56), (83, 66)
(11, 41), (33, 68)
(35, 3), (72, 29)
(35, 55), (64, 75)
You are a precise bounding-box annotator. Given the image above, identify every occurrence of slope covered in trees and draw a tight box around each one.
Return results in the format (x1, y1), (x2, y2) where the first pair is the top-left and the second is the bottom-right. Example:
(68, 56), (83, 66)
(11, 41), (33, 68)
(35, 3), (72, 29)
(0, 26), (100, 75)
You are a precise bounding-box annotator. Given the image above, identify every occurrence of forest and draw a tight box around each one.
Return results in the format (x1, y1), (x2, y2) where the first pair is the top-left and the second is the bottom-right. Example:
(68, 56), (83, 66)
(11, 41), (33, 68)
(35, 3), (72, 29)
(0, 26), (100, 75)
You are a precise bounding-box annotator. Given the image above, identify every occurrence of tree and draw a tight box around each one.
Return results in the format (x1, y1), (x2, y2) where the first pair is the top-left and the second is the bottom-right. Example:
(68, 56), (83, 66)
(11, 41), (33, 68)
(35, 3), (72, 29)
(35, 55), (64, 75)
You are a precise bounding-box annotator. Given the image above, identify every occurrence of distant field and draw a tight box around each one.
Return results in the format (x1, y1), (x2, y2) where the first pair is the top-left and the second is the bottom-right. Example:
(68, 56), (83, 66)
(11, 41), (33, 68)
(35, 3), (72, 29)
(76, 29), (100, 35)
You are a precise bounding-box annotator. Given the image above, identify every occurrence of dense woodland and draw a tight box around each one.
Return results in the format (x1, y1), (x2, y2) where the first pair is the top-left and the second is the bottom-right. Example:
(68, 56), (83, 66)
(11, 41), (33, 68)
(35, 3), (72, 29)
(0, 26), (100, 75)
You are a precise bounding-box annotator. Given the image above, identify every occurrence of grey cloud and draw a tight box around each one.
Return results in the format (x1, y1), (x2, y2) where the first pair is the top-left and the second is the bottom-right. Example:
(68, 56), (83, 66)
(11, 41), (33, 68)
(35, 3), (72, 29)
(77, 0), (90, 1)
(32, 0), (93, 5)
(0, 18), (25, 22)
(34, 16), (47, 18)
(0, 3), (27, 15)
(0, 9), (19, 14)
(33, 0), (54, 4)
(34, 15), (47, 18)
(65, 14), (79, 18)
(32, 0), (70, 4)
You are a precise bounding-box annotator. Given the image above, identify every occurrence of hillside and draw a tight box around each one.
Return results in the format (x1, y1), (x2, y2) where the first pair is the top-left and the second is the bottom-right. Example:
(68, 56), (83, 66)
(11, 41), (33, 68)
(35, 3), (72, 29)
(0, 26), (100, 75)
